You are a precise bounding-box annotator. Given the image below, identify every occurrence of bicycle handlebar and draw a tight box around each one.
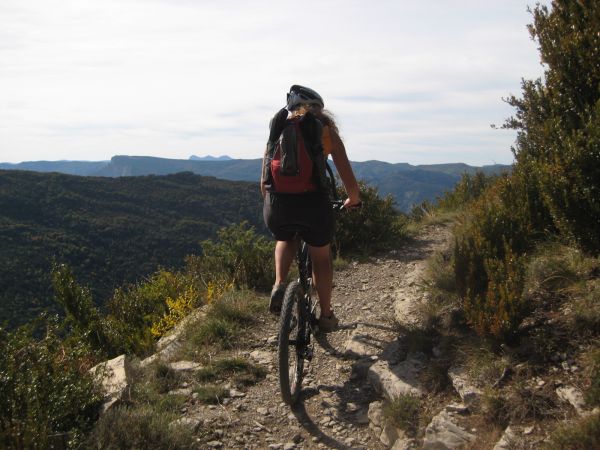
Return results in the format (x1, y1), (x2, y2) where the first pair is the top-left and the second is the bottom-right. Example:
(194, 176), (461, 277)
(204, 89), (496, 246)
(332, 200), (363, 211)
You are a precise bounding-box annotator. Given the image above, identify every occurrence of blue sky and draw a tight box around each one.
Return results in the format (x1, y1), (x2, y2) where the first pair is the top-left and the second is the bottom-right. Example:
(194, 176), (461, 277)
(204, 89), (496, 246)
(0, 0), (550, 165)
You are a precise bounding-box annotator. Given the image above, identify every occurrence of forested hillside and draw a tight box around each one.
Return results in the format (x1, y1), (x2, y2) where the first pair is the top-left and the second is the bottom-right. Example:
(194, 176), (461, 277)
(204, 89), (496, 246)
(0, 170), (264, 327)
(0, 155), (510, 211)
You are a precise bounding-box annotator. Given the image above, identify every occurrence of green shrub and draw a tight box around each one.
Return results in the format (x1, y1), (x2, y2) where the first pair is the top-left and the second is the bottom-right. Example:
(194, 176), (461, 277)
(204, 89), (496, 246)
(453, 177), (531, 338)
(333, 181), (408, 256)
(86, 406), (195, 449)
(105, 269), (202, 355)
(505, 2), (600, 254)
(437, 171), (500, 211)
(0, 319), (102, 449)
(52, 264), (112, 354)
(192, 221), (274, 291)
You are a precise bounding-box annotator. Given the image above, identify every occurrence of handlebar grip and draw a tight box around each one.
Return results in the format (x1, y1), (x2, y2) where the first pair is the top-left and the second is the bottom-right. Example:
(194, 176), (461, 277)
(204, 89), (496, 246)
(332, 201), (362, 211)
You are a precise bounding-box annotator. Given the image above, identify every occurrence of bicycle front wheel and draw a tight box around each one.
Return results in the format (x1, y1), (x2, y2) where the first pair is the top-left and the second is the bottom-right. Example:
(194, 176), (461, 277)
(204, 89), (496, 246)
(278, 281), (306, 405)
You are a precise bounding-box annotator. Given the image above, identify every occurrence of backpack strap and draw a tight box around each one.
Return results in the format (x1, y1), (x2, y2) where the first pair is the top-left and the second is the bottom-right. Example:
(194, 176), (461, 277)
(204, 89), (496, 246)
(264, 108), (289, 189)
(299, 112), (335, 195)
(268, 108), (289, 144)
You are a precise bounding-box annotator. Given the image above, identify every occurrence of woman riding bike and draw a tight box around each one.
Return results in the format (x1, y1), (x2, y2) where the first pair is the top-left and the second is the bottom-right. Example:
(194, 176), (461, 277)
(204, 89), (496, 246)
(261, 85), (361, 332)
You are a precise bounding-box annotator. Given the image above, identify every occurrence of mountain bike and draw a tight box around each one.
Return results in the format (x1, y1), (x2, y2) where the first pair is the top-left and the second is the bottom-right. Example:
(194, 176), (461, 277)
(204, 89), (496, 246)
(277, 200), (346, 405)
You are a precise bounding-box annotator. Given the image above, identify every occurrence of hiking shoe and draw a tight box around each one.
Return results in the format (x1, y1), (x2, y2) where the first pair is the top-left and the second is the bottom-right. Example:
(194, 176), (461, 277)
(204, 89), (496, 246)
(318, 311), (339, 332)
(269, 283), (286, 315)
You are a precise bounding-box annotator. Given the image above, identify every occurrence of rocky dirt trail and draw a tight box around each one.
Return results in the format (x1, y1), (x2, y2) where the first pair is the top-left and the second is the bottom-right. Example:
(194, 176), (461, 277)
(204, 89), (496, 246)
(182, 224), (452, 449)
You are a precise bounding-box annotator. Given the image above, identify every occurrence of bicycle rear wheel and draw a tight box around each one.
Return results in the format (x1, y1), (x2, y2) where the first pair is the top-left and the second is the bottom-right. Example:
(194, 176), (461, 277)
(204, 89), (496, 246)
(278, 281), (306, 404)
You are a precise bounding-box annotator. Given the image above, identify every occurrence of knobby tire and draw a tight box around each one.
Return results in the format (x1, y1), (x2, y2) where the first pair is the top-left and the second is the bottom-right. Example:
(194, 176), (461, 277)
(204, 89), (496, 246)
(278, 281), (305, 405)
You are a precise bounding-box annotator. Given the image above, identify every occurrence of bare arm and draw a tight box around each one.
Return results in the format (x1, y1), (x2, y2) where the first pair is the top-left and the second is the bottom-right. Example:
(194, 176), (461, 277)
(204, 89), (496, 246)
(329, 128), (361, 206)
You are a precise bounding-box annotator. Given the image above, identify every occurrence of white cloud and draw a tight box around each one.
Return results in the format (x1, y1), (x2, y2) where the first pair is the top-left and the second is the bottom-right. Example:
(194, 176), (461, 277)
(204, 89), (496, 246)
(0, 0), (549, 165)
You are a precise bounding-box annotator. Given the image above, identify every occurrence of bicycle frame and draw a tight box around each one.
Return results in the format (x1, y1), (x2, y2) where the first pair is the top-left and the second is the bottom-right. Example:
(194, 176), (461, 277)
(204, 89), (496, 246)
(296, 241), (317, 357)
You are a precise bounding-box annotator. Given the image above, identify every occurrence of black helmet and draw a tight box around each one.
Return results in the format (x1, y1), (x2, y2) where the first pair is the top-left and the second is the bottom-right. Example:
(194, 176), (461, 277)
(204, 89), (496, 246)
(286, 85), (324, 110)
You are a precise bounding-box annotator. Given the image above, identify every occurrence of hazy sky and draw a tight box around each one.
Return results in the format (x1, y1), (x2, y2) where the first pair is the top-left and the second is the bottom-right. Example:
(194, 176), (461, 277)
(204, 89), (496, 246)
(1, 0), (550, 165)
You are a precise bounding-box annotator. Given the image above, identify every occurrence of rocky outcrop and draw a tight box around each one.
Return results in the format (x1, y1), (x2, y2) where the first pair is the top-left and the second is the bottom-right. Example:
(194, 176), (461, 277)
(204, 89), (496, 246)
(556, 385), (587, 415)
(493, 426), (518, 450)
(368, 351), (425, 399)
(141, 307), (207, 367)
(169, 360), (202, 372)
(422, 408), (475, 449)
(89, 354), (129, 413)
(448, 366), (482, 407)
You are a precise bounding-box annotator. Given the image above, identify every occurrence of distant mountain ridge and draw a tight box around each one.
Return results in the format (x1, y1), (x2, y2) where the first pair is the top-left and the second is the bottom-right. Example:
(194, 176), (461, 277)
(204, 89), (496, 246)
(189, 155), (233, 161)
(0, 160), (110, 176)
(0, 156), (511, 211)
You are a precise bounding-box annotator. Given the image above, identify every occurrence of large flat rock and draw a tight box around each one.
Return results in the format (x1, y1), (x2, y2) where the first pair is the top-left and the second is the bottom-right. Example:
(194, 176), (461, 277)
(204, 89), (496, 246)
(422, 409), (475, 449)
(448, 366), (482, 407)
(368, 353), (425, 399)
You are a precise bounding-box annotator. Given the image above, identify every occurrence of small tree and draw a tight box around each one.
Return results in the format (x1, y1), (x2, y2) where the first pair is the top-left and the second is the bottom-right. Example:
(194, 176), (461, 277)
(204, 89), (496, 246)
(504, 0), (600, 254)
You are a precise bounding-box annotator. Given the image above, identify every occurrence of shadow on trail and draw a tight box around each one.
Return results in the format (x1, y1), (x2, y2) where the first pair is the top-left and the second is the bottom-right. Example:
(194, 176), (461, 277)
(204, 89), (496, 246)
(290, 402), (350, 450)
(287, 330), (390, 449)
(292, 384), (381, 450)
(314, 321), (397, 362)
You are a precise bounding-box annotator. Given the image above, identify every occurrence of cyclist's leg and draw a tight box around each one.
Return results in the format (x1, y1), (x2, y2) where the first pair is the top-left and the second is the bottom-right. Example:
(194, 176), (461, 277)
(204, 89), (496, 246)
(308, 244), (333, 317)
(275, 240), (297, 284)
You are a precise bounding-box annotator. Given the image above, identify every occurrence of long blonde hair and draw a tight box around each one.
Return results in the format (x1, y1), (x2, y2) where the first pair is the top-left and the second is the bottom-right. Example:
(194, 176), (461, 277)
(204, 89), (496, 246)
(292, 104), (339, 135)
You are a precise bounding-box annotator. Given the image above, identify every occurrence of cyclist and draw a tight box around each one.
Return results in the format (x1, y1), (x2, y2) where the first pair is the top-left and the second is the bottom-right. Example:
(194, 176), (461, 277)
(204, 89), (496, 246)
(261, 85), (361, 332)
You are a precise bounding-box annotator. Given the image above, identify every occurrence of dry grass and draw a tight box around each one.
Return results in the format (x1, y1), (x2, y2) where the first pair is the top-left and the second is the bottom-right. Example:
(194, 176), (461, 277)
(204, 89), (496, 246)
(383, 395), (421, 435)
(544, 413), (600, 449)
(86, 406), (195, 449)
(458, 341), (506, 387)
(196, 357), (266, 387)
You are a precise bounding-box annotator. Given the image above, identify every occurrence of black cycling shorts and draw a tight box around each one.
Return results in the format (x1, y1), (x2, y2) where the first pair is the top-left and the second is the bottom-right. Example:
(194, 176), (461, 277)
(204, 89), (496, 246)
(263, 191), (334, 247)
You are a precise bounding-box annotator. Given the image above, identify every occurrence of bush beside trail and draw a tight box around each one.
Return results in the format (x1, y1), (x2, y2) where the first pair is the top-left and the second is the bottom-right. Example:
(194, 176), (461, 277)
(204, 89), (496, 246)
(425, 1), (600, 340)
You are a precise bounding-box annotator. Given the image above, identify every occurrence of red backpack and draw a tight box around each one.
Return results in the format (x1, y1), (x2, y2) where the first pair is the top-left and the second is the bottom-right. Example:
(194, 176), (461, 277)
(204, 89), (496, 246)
(265, 109), (328, 194)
